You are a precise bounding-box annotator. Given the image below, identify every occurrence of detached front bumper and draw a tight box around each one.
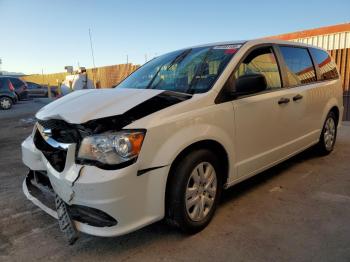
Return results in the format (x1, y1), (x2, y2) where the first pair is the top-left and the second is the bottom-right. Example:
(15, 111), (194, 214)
(21, 135), (170, 237)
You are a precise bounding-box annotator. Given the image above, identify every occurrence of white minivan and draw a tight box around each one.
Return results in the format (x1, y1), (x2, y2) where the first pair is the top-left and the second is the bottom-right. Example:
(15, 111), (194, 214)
(22, 39), (343, 243)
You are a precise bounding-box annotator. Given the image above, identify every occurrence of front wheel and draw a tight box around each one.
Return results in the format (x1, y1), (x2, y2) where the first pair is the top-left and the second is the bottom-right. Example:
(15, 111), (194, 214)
(0, 97), (13, 110)
(315, 111), (338, 155)
(166, 149), (222, 234)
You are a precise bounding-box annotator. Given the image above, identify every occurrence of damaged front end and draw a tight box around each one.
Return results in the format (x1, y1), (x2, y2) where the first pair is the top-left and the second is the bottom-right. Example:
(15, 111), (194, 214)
(21, 90), (184, 241)
(23, 117), (129, 244)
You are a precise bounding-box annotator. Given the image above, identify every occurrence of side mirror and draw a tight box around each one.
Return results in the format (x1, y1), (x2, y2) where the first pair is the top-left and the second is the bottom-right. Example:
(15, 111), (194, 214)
(235, 74), (267, 96)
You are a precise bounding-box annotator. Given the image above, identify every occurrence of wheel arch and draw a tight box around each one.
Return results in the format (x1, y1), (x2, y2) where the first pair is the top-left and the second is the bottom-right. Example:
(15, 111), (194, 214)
(321, 98), (341, 128)
(329, 106), (340, 125)
(0, 95), (14, 101)
(164, 139), (230, 216)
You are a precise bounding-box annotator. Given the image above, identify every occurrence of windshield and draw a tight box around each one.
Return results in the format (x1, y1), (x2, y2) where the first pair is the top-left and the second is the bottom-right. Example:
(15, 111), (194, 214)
(116, 45), (241, 94)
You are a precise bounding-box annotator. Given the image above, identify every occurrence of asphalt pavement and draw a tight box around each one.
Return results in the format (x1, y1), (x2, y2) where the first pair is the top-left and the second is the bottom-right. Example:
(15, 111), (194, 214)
(0, 100), (349, 261)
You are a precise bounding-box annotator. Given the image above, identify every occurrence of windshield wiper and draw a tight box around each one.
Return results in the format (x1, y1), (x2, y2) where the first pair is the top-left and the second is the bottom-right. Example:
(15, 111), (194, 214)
(146, 49), (192, 90)
(166, 49), (192, 70)
(185, 48), (213, 94)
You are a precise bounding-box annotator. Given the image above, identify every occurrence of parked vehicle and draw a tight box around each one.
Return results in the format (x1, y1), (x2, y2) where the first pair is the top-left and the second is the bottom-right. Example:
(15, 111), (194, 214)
(21, 39), (343, 243)
(26, 82), (58, 98)
(0, 77), (18, 109)
(0, 76), (28, 100)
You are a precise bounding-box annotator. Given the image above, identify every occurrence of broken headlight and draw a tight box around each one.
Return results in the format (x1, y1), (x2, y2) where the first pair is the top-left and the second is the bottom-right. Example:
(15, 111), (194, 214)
(77, 130), (145, 166)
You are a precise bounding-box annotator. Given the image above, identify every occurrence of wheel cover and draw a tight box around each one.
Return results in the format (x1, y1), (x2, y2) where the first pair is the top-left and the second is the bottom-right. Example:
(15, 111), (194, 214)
(0, 98), (11, 109)
(324, 117), (336, 150)
(185, 162), (217, 222)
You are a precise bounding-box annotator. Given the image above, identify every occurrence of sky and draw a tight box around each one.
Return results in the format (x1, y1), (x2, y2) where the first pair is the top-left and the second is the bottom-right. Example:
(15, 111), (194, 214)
(1, 0), (349, 75)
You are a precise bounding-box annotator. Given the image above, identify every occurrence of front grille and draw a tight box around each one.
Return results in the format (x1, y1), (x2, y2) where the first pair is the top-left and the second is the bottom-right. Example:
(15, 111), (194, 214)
(37, 119), (69, 130)
(26, 170), (56, 211)
(33, 130), (67, 172)
(37, 119), (81, 143)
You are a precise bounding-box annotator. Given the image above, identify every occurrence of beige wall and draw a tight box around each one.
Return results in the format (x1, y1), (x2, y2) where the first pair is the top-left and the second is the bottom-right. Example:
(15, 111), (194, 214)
(21, 63), (139, 88)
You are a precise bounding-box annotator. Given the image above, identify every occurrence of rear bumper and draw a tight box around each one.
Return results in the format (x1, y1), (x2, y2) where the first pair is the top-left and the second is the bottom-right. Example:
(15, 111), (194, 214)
(21, 135), (170, 237)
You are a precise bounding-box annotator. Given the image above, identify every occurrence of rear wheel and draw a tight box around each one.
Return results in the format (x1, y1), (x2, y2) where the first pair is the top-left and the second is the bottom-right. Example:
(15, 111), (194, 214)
(166, 149), (222, 234)
(0, 97), (13, 110)
(315, 111), (337, 155)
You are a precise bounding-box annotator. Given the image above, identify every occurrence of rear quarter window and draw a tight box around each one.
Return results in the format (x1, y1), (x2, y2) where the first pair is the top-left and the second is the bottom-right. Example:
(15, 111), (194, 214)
(310, 48), (339, 80)
(10, 78), (25, 88)
(279, 46), (317, 86)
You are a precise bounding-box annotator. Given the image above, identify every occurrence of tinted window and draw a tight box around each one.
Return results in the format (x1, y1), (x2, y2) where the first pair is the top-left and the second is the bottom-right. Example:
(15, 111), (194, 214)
(310, 48), (339, 80)
(235, 47), (281, 90)
(9, 78), (25, 88)
(27, 82), (41, 89)
(279, 46), (316, 86)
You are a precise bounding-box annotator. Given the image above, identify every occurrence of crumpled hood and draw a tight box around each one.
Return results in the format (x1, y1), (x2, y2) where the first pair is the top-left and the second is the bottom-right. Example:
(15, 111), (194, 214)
(36, 88), (164, 124)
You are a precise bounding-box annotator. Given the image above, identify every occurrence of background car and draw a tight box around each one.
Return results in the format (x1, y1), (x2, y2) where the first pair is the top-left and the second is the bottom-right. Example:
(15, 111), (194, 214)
(0, 77), (28, 100)
(26, 81), (58, 98)
(0, 77), (18, 110)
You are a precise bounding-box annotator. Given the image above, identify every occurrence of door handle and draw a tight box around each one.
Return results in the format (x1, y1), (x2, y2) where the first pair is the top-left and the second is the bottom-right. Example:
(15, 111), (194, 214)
(278, 97), (290, 105)
(293, 94), (303, 101)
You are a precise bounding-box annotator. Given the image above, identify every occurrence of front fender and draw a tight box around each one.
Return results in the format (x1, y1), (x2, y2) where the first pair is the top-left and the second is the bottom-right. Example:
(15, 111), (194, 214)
(136, 102), (236, 179)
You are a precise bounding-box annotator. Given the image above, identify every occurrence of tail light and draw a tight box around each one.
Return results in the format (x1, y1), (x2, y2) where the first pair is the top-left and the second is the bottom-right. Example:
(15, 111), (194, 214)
(8, 80), (15, 92)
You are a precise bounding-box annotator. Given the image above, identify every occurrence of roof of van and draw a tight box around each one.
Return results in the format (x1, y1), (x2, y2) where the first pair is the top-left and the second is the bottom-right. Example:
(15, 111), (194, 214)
(188, 38), (324, 50)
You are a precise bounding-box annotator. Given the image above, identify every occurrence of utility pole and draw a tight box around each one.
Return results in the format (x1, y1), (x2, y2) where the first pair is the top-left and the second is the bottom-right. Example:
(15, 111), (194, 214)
(126, 54), (129, 64)
(88, 28), (96, 68)
(145, 54), (148, 63)
(88, 28), (98, 88)
(0, 58), (2, 75)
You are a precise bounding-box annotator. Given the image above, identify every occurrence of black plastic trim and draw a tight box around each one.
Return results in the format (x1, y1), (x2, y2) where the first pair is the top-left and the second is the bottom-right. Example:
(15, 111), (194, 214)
(137, 165), (167, 176)
(75, 157), (137, 170)
(68, 205), (118, 227)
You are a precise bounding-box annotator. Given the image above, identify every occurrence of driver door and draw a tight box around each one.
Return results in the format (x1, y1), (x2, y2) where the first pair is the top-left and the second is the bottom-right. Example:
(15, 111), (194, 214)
(231, 45), (299, 178)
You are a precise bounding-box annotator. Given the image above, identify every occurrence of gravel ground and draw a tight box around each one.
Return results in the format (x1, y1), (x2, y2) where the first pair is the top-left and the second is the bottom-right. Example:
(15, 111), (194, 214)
(0, 100), (349, 262)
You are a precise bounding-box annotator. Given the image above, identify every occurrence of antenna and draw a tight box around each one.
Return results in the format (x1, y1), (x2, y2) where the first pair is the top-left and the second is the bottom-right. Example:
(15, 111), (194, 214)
(88, 28), (96, 68)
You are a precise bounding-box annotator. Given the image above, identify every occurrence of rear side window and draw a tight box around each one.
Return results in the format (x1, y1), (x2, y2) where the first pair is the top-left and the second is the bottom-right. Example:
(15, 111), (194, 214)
(310, 48), (339, 80)
(10, 78), (24, 88)
(27, 83), (40, 89)
(279, 46), (316, 86)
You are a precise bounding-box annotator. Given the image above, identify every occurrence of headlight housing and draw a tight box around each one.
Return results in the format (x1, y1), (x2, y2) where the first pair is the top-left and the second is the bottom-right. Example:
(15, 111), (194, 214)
(77, 130), (145, 167)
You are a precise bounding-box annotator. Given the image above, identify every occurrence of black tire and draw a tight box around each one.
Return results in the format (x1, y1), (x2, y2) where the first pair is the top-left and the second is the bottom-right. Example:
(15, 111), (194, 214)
(166, 149), (223, 234)
(0, 96), (13, 110)
(315, 111), (338, 155)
